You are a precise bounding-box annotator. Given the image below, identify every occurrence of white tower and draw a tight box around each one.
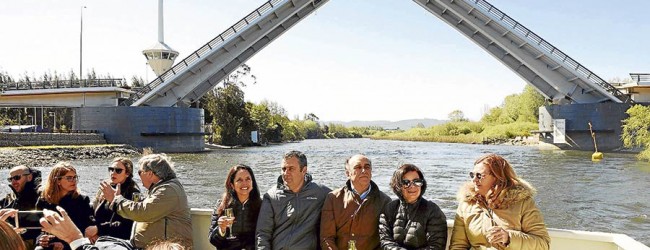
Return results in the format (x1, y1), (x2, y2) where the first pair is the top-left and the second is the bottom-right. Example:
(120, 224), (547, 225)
(143, 0), (179, 77)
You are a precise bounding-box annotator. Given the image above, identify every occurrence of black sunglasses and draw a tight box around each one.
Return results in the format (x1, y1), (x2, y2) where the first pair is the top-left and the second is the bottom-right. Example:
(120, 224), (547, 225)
(6, 174), (29, 182)
(108, 167), (125, 174)
(469, 172), (491, 180)
(401, 179), (424, 188)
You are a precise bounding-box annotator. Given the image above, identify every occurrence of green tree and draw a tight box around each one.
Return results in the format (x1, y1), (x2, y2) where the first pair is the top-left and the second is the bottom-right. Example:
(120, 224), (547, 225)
(206, 84), (252, 145)
(448, 110), (468, 122)
(622, 104), (650, 161)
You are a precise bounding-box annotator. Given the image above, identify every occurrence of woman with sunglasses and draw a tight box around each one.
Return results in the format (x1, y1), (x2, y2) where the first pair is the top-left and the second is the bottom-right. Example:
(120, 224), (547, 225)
(35, 162), (93, 250)
(450, 154), (550, 250)
(208, 164), (262, 250)
(85, 157), (141, 243)
(379, 164), (448, 249)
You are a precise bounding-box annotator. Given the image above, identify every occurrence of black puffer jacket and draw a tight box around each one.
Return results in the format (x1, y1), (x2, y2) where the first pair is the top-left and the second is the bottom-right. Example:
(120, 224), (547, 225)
(92, 179), (141, 240)
(379, 198), (448, 250)
(208, 196), (261, 250)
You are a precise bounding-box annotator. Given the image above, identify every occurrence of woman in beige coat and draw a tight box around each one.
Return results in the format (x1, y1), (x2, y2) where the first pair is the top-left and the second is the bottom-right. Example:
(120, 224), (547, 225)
(450, 154), (550, 250)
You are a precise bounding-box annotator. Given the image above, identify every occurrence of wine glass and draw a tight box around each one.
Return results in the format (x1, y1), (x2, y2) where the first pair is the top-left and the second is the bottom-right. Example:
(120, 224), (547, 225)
(224, 208), (236, 239)
(132, 192), (142, 202)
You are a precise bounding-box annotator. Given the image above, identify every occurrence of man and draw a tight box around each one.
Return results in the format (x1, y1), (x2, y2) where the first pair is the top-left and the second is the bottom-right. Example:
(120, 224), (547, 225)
(256, 150), (331, 249)
(101, 154), (192, 248)
(320, 154), (392, 250)
(1, 165), (41, 249)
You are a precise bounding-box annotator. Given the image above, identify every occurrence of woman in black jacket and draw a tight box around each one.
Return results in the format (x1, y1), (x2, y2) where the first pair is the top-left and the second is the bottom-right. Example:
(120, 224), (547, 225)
(208, 164), (262, 250)
(35, 162), (93, 250)
(85, 157), (141, 242)
(379, 164), (448, 250)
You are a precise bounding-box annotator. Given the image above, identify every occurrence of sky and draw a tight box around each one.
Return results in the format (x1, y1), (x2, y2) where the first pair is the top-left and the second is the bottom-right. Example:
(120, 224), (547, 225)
(1, 0), (649, 122)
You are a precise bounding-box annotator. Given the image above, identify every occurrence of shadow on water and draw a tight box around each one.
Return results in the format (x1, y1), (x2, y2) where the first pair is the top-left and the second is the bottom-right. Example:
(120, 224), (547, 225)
(2, 138), (649, 245)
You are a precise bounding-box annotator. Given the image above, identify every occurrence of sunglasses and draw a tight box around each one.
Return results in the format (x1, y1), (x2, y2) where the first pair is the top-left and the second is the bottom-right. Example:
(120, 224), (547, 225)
(57, 175), (79, 182)
(469, 172), (491, 180)
(108, 167), (125, 174)
(401, 179), (424, 188)
(6, 174), (29, 182)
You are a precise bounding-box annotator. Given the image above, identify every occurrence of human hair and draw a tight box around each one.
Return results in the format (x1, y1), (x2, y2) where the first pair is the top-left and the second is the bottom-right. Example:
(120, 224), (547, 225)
(283, 150), (307, 170)
(0, 220), (26, 250)
(389, 163), (427, 200)
(146, 238), (188, 250)
(474, 153), (520, 208)
(138, 154), (176, 181)
(41, 162), (80, 204)
(345, 154), (371, 170)
(215, 164), (262, 217)
(94, 157), (138, 208)
(113, 157), (135, 177)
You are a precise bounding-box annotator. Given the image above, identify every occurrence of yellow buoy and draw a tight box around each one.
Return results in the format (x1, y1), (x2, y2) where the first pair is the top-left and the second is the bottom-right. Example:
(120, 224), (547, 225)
(592, 151), (603, 161)
(588, 122), (604, 161)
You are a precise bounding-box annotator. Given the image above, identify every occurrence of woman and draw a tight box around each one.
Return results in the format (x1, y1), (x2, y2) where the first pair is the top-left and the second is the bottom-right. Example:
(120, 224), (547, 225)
(208, 164), (262, 250)
(0, 220), (26, 250)
(379, 164), (448, 249)
(450, 154), (550, 250)
(85, 157), (141, 242)
(35, 162), (93, 250)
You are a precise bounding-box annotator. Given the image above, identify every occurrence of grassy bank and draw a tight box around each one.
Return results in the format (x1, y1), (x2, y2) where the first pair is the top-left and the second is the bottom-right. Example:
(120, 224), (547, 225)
(369, 121), (538, 144)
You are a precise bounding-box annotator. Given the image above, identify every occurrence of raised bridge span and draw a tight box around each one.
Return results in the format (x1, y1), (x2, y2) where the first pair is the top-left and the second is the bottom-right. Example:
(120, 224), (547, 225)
(122, 0), (632, 108)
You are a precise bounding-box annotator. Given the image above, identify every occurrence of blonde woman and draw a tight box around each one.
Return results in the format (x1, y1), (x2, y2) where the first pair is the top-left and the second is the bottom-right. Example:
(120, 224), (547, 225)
(35, 162), (93, 250)
(450, 154), (550, 249)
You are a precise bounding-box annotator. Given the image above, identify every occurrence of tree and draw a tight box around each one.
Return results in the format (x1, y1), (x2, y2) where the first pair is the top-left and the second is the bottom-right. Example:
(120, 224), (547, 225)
(448, 110), (468, 122)
(206, 84), (253, 145)
(622, 104), (650, 161)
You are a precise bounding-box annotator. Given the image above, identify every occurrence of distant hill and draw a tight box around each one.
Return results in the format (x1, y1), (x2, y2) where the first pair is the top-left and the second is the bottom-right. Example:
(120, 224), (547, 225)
(322, 118), (446, 129)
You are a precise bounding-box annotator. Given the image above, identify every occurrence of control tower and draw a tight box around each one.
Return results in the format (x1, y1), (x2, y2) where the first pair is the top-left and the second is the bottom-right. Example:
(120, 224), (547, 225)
(142, 0), (178, 77)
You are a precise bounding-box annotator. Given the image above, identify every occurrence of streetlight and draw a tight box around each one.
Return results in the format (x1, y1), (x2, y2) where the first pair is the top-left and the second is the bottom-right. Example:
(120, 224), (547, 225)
(49, 111), (57, 131)
(80, 5), (87, 86)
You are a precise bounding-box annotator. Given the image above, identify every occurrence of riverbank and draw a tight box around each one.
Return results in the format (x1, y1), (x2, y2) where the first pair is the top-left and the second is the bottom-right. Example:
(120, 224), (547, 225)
(0, 144), (140, 169)
(368, 134), (539, 146)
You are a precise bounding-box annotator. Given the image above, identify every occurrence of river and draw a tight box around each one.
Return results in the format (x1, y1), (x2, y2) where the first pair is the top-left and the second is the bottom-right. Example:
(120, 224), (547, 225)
(2, 138), (649, 245)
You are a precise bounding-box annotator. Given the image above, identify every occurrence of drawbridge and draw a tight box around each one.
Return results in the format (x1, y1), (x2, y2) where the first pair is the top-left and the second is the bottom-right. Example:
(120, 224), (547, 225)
(121, 0), (632, 107)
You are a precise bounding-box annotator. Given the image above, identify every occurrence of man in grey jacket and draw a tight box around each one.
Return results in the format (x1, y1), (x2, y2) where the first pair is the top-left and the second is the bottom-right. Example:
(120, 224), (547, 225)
(256, 150), (331, 249)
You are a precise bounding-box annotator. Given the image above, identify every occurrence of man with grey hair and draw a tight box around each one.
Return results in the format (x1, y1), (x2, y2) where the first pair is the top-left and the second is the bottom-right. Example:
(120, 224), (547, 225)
(101, 154), (192, 248)
(256, 150), (331, 249)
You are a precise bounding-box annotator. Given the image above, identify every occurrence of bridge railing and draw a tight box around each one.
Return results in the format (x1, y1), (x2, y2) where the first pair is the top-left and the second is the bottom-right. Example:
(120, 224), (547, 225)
(120, 0), (286, 106)
(1, 78), (126, 91)
(467, 0), (633, 103)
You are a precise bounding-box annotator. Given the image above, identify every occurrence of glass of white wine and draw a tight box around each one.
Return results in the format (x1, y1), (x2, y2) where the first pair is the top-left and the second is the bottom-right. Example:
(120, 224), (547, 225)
(224, 208), (236, 239)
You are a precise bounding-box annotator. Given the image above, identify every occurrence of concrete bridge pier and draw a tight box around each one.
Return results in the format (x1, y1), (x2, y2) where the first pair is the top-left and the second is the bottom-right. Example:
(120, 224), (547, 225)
(73, 107), (204, 152)
(538, 103), (633, 151)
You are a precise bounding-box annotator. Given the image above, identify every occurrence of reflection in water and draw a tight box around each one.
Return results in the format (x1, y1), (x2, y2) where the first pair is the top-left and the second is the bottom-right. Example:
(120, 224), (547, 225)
(2, 138), (649, 245)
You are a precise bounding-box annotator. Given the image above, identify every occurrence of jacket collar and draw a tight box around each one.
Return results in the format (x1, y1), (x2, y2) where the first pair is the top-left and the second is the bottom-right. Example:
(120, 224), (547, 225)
(457, 178), (536, 209)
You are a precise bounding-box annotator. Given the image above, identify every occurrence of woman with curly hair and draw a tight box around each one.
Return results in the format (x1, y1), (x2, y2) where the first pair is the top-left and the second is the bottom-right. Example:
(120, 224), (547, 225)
(450, 153), (550, 250)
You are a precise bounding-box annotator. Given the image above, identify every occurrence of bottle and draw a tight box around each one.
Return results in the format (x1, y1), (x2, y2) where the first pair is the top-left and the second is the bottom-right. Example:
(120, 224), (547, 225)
(348, 240), (357, 250)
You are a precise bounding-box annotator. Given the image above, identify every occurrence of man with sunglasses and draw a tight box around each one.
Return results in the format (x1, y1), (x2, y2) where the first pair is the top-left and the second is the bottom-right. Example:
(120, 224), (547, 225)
(320, 154), (392, 250)
(1, 165), (42, 249)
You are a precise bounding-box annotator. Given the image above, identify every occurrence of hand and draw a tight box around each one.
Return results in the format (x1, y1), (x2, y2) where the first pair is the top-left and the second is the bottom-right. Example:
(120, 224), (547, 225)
(51, 242), (64, 250)
(39, 206), (84, 244)
(84, 225), (98, 239)
(0, 208), (17, 221)
(486, 226), (510, 246)
(100, 181), (121, 203)
(217, 215), (234, 233)
(38, 234), (53, 247)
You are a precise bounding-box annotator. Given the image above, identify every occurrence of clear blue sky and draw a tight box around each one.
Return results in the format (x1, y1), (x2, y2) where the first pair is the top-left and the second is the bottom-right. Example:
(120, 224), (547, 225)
(1, 0), (648, 121)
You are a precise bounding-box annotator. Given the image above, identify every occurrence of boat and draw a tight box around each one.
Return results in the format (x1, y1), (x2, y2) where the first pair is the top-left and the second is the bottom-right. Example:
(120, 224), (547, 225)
(188, 209), (649, 249)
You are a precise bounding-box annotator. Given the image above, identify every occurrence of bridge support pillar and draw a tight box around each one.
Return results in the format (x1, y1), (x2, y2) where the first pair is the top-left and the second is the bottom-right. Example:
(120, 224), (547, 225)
(73, 107), (204, 152)
(538, 103), (633, 151)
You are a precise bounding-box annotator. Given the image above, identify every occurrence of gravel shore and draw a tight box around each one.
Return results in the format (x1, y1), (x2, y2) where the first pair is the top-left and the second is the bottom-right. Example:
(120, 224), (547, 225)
(0, 145), (140, 169)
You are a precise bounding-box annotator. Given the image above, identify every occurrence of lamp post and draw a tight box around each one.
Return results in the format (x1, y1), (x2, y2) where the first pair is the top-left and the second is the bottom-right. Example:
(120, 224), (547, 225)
(80, 6), (87, 86)
(49, 111), (56, 131)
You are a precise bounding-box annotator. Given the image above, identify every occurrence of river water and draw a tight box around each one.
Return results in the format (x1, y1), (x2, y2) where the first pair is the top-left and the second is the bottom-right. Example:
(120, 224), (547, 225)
(2, 138), (649, 245)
